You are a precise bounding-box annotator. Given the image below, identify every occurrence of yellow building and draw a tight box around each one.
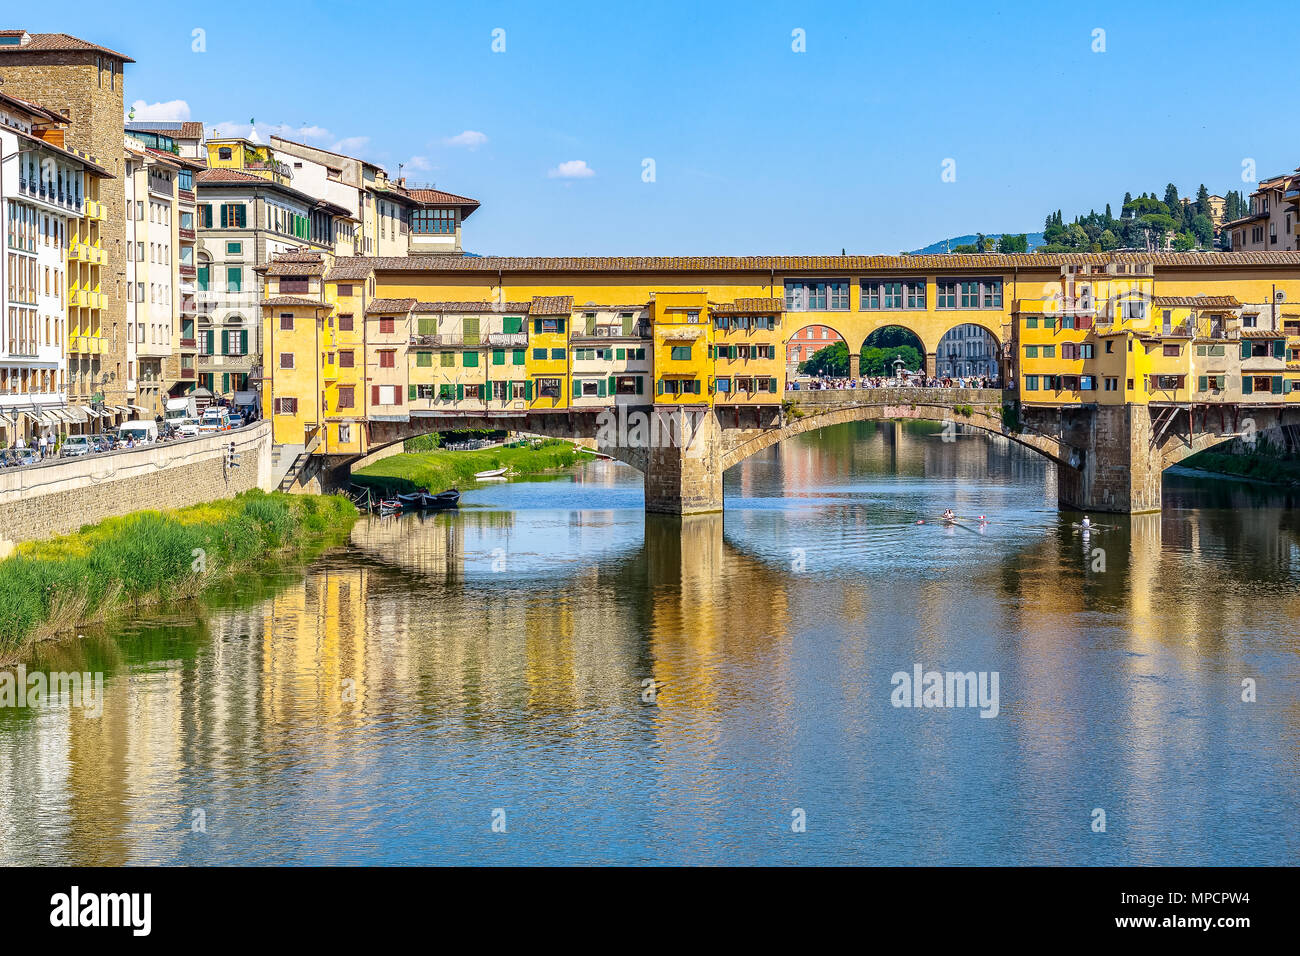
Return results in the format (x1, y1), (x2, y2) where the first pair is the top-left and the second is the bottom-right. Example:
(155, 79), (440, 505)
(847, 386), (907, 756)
(260, 252), (1300, 455)
(651, 292), (710, 404)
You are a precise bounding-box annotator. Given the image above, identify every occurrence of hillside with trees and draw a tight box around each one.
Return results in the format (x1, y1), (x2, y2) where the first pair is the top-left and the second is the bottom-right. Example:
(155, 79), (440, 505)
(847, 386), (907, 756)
(1037, 183), (1248, 253)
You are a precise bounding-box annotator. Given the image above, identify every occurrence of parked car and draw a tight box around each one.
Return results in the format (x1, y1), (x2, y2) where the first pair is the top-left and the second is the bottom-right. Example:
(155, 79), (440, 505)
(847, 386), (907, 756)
(198, 408), (232, 433)
(176, 418), (201, 438)
(117, 420), (159, 445)
(61, 435), (94, 457)
(0, 448), (39, 467)
(89, 434), (117, 452)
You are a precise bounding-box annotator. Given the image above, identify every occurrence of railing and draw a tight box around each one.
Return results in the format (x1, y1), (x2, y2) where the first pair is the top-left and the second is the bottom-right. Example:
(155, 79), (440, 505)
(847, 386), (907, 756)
(179, 264), (197, 278)
(179, 227), (196, 241)
(483, 332), (528, 346)
(410, 334), (464, 347)
(179, 337), (197, 349)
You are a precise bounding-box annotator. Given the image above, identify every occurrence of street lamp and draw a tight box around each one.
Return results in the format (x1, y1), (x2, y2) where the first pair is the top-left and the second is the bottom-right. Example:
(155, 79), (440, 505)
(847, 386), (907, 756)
(893, 355), (905, 381)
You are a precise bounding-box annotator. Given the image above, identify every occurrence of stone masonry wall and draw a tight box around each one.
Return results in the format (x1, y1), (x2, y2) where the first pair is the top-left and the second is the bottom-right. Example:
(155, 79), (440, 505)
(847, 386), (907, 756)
(0, 422), (274, 553)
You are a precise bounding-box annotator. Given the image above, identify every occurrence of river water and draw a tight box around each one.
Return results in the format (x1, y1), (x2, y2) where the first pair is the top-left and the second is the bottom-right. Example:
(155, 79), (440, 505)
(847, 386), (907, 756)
(1, 421), (1298, 865)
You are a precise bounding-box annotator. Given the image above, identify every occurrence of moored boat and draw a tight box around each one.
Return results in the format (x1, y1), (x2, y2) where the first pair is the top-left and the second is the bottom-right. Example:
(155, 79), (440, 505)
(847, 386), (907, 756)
(474, 467), (507, 479)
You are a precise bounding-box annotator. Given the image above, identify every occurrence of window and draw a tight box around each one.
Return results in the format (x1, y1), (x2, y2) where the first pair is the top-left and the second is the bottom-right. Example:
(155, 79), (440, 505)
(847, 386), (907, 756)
(513, 349), (526, 365)
(1122, 300), (1146, 321)
(538, 378), (562, 398)
(1163, 344), (1180, 357)
(378, 350), (396, 368)
(463, 351), (479, 367)
(339, 350), (354, 368)
(280, 314), (295, 331)
(670, 345), (692, 361)
(219, 204), (246, 228)
(280, 353), (294, 369)
(532, 348), (547, 360)
(416, 351), (432, 367)
(937, 278), (1001, 309)
(379, 317), (395, 334)
(1024, 345), (1038, 358)
(218, 147), (233, 161)
(785, 279), (849, 311)
(858, 278), (926, 310)
(226, 267), (242, 293)
(337, 386), (355, 409)
(551, 348), (565, 360)
(226, 241), (242, 255)
(274, 397), (297, 414)
(410, 208), (456, 234)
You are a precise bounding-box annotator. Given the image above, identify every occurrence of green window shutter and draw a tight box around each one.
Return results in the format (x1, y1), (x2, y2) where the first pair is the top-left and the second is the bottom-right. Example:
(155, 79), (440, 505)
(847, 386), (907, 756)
(1243, 376), (1253, 394)
(534, 319), (543, 335)
(197, 266), (209, 291)
(441, 351), (455, 367)
(635, 375), (644, 394)
(1198, 376), (1207, 392)
(463, 351), (478, 367)
(770, 377), (778, 391)
(408, 385), (417, 400)
(1241, 341), (1252, 359)
(616, 348), (625, 360)
(221, 373), (229, 393)
(524, 380), (533, 401)
(1274, 339), (1286, 359)
(573, 377), (581, 396)
(608, 376), (615, 394)
(551, 348), (564, 360)
(205, 333), (214, 356)
(241, 330), (248, 354)
(621, 314), (634, 336)
(585, 314), (596, 334)
(417, 317), (435, 335)
(463, 316), (480, 345)
(657, 379), (663, 395)
(513, 349), (525, 365)
(503, 316), (522, 334)
(416, 351), (431, 367)
(532, 348), (546, 360)
(1273, 375), (1283, 394)
(493, 349), (505, 365)
(557, 318), (566, 334)
(456, 384), (464, 400)
(221, 330), (229, 354)
(597, 379), (606, 397)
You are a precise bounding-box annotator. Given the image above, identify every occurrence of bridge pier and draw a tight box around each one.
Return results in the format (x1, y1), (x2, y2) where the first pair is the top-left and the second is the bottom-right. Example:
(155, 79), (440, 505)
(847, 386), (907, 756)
(1055, 404), (1162, 514)
(643, 408), (724, 515)
(848, 352), (860, 379)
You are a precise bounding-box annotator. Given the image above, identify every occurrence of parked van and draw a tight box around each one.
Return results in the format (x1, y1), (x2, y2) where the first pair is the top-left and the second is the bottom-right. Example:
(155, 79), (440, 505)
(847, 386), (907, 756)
(198, 407), (231, 433)
(117, 420), (159, 445)
(165, 396), (198, 428)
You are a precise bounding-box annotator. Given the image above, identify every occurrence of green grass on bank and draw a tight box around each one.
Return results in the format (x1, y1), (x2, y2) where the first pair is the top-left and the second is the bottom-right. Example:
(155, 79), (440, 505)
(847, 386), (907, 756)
(1179, 450), (1300, 486)
(351, 439), (596, 496)
(0, 490), (357, 658)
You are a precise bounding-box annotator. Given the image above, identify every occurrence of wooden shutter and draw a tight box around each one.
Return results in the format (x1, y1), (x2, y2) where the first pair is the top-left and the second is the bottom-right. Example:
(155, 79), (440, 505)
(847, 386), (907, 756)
(524, 380), (533, 401)
(621, 314), (634, 336)
(456, 384), (464, 401)
(1242, 376), (1253, 395)
(635, 376), (644, 394)
(408, 385), (416, 401)
(221, 330), (230, 354)
(608, 376), (615, 395)
(1198, 376), (1207, 392)
(1274, 340), (1286, 359)
(1241, 342), (1252, 359)
(371, 385), (380, 404)
(1273, 375), (1283, 394)
(597, 379), (606, 397)
(534, 319), (543, 335)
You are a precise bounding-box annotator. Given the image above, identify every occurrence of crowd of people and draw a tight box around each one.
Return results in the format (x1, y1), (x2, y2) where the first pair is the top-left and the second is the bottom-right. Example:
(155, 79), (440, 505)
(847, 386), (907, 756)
(790, 373), (1001, 390)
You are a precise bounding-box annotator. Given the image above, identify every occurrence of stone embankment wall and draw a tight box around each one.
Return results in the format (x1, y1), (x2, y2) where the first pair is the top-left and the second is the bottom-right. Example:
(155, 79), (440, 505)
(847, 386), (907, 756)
(0, 421), (274, 553)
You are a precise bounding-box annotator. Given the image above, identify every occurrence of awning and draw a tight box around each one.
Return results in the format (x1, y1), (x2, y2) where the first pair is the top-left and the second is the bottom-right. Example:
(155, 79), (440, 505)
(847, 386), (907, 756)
(53, 409), (80, 423)
(128, 404), (149, 415)
(62, 406), (90, 422)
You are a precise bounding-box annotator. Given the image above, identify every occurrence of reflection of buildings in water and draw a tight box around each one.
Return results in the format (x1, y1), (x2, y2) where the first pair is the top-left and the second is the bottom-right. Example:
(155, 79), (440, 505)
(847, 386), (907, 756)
(350, 513), (468, 583)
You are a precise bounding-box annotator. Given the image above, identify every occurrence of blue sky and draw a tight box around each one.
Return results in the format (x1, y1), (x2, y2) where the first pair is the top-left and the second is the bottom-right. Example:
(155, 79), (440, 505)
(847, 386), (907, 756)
(23, 0), (1300, 255)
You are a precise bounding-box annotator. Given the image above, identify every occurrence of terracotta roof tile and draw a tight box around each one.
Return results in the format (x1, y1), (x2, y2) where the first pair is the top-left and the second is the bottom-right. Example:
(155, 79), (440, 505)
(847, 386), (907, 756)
(0, 91), (67, 124)
(366, 298), (417, 314)
(1241, 329), (1286, 339)
(261, 296), (330, 308)
(379, 186), (480, 218)
(712, 297), (785, 314)
(325, 257), (375, 281)
(366, 252), (1300, 273)
(127, 121), (204, 140)
(409, 301), (533, 313)
(1152, 295), (1242, 308)
(0, 31), (134, 62)
(529, 295), (573, 315)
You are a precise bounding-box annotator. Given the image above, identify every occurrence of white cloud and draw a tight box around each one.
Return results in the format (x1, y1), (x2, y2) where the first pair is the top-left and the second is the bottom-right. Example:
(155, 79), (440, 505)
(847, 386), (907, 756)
(207, 121), (337, 144)
(443, 130), (488, 150)
(405, 155), (433, 172)
(128, 99), (191, 122)
(330, 136), (370, 156)
(548, 159), (595, 179)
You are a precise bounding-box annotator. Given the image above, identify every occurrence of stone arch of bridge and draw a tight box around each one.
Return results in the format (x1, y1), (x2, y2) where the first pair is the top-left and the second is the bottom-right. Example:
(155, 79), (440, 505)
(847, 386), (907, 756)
(717, 400), (1075, 473)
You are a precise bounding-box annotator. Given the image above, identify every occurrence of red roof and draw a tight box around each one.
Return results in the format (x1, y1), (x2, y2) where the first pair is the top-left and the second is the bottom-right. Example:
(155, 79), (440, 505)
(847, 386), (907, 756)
(0, 31), (134, 62)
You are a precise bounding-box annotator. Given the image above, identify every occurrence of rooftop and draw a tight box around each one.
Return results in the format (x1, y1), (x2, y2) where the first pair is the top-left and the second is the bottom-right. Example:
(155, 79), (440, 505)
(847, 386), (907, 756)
(0, 30), (133, 62)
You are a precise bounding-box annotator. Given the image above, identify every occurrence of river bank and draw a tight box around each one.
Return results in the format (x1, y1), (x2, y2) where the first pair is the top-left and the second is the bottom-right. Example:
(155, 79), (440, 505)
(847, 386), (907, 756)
(350, 439), (596, 496)
(1177, 450), (1300, 487)
(0, 490), (357, 661)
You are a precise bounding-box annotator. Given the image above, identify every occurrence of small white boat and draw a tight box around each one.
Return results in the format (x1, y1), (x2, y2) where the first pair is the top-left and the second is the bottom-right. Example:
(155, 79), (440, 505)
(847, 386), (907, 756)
(474, 467), (507, 479)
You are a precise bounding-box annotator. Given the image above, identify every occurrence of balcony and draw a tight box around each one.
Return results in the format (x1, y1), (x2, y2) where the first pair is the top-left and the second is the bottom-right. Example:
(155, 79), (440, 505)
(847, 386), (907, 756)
(179, 337), (197, 349)
(483, 332), (529, 347)
(179, 264), (197, 279)
(178, 367), (196, 381)
(179, 227), (196, 242)
(179, 189), (195, 203)
(410, 333), (467, 347)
